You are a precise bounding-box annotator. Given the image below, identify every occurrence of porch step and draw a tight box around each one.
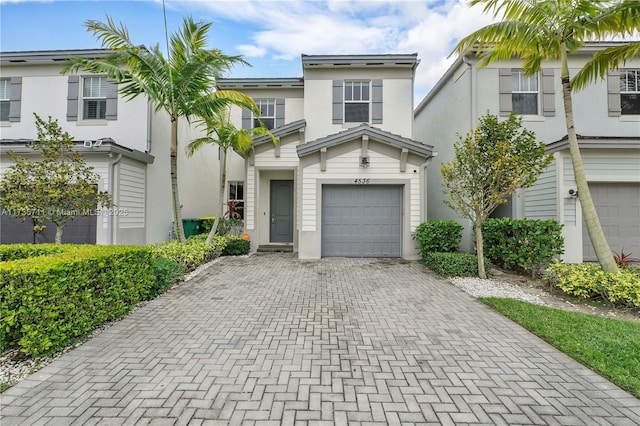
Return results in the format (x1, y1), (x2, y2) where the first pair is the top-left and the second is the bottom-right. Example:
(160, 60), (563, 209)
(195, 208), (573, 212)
(257, 245), (294, 253)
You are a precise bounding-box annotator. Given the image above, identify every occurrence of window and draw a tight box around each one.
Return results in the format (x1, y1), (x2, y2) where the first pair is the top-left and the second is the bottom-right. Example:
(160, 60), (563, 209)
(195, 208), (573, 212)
(254, 99), (275, 129)
(0, 79), (9, 122)
(228, 181), (244, 219)
(621, 69), (640, 115)
(511, 70), (539, 115)
(344, 81), (370, 122)
(82, 76), (107, 120)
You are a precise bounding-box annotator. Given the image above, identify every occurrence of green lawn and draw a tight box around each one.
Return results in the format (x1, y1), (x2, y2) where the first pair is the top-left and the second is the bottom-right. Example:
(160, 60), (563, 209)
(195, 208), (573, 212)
(480, 298), (640, 398)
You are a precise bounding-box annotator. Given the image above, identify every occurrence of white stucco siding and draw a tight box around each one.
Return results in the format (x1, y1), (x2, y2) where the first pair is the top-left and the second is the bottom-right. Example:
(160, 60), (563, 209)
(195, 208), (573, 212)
(117, 160), (146, 229)
(524, 160), (558, 220)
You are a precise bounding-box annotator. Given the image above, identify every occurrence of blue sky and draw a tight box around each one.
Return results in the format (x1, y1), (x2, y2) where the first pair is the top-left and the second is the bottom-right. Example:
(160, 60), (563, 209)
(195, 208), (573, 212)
(0, 1), (497, 99)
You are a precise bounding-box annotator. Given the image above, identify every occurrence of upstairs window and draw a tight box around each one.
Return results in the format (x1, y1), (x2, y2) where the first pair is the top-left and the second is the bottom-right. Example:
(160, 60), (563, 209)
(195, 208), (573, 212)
(254, 99), (275, 129)
(344, 81), (370, 122)
(0, 79), (9, 122)
(621, 69), (640, 115)
(82, 76), (107, 120)
(511, 70), (539, 115)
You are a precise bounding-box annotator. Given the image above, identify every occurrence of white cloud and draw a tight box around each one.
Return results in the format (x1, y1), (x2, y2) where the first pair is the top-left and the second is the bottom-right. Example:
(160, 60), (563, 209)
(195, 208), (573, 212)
(175, 0), (497, 98)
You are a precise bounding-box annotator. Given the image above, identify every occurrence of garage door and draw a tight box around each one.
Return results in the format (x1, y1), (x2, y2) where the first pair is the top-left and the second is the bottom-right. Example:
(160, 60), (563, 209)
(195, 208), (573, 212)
(582, 183), (640, 261)
(1, 215), (97, 244)
(322, 185), (402, 257)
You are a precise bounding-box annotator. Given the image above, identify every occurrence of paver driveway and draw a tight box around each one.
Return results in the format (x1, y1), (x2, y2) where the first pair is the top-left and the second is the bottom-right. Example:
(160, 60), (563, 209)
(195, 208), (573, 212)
(1, 253), (639, 425)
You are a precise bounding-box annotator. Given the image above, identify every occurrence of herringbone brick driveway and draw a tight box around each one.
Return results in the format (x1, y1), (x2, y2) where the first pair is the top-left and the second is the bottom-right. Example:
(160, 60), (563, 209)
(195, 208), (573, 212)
(1, 253), (639, 425)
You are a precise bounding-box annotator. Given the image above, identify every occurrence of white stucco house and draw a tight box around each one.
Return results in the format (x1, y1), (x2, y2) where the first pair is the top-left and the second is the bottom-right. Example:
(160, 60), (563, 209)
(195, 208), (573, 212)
(414, 42), (640, 263)
(218, 54), (435, 259)
(0, 49), (219, 245)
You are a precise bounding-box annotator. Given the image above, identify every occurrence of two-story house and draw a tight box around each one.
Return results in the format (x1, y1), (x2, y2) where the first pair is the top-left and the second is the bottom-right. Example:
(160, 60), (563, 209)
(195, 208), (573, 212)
(218, 54), (435, 259)
(0, 49), (219, 245)
(414, 42), (640, 263)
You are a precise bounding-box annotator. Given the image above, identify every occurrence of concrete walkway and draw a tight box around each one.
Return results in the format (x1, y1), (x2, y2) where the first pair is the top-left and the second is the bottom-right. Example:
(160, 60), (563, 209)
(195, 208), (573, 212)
(1, 253), (639, 425)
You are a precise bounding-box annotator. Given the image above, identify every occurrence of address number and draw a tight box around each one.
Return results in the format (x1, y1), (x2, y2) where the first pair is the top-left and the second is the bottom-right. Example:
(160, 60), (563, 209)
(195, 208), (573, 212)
(354, 178), (370, 184)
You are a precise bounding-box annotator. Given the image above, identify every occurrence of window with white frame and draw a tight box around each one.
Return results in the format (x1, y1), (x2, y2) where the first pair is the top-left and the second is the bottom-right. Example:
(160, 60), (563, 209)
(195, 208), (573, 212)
(82, 76), (107, 120)
(511, 70), (539, 115)
(0, 79), (9, 122)
(621, 69), (640, 115)
(344, 81), (370, 122)
(228, 181), (244, 219)
(253, 99), (275, 129)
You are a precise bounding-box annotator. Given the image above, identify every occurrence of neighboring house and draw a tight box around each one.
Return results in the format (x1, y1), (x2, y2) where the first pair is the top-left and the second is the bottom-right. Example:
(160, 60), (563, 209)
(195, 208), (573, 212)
(0, 49), (217, 245)
(414, 42), (640, 263)
(219, 54), (435, 259)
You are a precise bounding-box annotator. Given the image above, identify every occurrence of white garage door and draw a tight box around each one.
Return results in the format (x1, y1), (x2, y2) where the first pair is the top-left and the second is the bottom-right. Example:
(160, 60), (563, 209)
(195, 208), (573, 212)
(321, 185), (402, 257)
(582, 183), (640, 261)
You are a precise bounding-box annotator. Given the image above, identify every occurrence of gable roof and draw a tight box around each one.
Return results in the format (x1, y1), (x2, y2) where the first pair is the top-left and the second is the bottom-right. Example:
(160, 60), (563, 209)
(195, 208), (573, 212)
(545, 135), (640, 152)
(253, 119), (307, 146)
(296, 123), (434, 158)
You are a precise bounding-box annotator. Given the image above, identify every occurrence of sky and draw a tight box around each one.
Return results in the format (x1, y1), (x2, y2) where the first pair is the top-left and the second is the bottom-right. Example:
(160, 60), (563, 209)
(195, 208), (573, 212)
(0, 0), (498, 102)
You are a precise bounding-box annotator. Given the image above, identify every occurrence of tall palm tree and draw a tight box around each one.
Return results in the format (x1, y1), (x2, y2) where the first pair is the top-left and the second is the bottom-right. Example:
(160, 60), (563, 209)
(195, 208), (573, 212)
(453, 0), (640, 273)
(63, 16), (259, 242)
(186, 111), (275, 244)
(572, 42), (640, 91)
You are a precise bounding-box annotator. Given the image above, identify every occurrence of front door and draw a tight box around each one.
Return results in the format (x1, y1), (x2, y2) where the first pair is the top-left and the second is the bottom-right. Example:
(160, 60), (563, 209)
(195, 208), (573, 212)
(270, 180), (294, 243)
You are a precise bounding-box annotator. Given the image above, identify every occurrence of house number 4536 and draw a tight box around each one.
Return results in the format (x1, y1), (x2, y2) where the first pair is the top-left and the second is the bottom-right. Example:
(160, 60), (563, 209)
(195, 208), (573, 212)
(354, 178), (370, 184)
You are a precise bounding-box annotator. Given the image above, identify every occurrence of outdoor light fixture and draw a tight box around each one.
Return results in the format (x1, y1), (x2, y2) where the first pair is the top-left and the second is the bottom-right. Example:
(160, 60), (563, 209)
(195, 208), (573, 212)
(360, 156), (370, 168)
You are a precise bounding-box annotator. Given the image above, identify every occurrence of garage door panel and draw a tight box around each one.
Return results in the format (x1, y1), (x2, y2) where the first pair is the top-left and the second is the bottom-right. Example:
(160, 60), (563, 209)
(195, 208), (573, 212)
(583, 183), (640, 261)
(322, 185), (402, 257)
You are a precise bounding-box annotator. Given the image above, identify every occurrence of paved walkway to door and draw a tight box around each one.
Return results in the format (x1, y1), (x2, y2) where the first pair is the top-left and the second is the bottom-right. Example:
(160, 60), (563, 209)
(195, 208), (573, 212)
(1, 254), (639, 425)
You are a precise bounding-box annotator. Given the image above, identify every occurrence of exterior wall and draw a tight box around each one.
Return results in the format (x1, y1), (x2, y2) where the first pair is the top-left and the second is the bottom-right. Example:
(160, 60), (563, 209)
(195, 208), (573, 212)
(524, 156), (558, 220)
(298, 139), (425, 259)
(114, 158), (146, 245)
(303, 68), (414, 142)
(414, 62), (474, 251)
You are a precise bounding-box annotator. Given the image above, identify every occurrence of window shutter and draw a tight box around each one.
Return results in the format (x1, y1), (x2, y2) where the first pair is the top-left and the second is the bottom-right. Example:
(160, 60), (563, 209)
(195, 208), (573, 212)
(372, 79), (383, 124)
(67, 75), (79, 121)
(242, 107), (251, 129)
(275, 98), (285, 128)
(8, 77), (21, 122)
(105, 79), (118, 120)
(541, 69), (555, 117)
(499, 68), (512, 116)
(607, 70), (621, 117)
(332, 80), (343, 124)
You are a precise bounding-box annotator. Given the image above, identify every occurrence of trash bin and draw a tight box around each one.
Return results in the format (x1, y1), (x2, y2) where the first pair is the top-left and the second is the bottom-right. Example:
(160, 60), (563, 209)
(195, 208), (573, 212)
(182, 218), (201, 238)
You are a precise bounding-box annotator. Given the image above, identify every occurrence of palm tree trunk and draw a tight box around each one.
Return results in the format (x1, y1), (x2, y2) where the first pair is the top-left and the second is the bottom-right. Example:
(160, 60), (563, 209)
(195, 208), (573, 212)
(205, 147), (227, 244)
(475, 216), (487, 279)
(170, 117), (186, 243)
(559, 46), (617, 273)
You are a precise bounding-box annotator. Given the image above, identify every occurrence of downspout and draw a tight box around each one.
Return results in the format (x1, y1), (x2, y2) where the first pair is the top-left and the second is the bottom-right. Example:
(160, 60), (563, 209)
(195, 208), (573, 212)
(107, 153), (123, 244)
(146, 100), (152, 153)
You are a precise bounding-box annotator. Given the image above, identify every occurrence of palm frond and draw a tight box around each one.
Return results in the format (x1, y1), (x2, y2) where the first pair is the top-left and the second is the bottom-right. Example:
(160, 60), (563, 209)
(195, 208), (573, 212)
(572, 42), (640, 91)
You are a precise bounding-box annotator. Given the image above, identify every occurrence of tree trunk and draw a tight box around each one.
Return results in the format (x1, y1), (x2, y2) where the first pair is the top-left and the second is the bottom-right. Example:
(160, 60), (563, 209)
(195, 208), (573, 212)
(475, 219), (486, 279)
(205, 147), (227, 244)
(559, 46), (618, 273)
(55, 225), (63, 244)
(170, 117), (186, 243)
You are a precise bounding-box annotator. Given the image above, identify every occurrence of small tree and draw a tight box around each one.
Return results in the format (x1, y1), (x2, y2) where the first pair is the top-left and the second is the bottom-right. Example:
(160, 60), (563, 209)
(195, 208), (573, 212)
(0, 114), (112, 243)
(441, 112), (552, 278)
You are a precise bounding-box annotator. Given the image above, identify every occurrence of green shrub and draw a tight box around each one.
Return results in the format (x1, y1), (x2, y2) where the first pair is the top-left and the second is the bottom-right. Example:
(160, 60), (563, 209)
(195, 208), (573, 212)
(150, 257), (186, 299)
(151, 237), (226, 271)
(483, 218), (564, 276)
(546, 262), (640, 308)
(0, 245), (155, 356)
(199, 216), (216, 235)
(222, 235), (251, 256)
(423, 252), (491, 277)
(0, 244), (65, 261)
(412, 220), (463, 257)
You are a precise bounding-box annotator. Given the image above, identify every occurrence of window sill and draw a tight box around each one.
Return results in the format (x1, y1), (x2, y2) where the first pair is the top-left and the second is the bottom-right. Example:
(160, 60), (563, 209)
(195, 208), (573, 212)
(0, 121), (11, 127)
(619, 115), (640, 122)
(76, 120), (109, 126)
(342, 122), (370, 128)
(519, 115), (546, 122)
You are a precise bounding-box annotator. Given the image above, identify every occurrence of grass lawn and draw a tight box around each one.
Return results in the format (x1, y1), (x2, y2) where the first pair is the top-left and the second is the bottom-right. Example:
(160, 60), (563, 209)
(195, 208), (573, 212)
(480, 297), (640, 398)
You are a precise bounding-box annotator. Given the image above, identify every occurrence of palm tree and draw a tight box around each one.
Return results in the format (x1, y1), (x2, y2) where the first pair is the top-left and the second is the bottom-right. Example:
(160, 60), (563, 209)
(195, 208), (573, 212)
(572, 42), (640, 91)
(453, 0), (640, 273)
(186, 111), (275, 244)
(63, 16), (259, 242)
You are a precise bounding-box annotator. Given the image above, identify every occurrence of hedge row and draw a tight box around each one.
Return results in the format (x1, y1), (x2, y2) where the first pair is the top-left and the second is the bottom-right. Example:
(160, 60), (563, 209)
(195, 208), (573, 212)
(150, 236), (226, 271)
(423, 252), (491, 277)
(0, 245), (155, 356)
(546, 262), (640, 308)
(0, 244), (65, 261)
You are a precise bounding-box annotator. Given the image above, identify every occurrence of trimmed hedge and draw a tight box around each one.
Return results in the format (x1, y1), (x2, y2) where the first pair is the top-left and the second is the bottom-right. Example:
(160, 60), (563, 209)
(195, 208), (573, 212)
(150, 257), (186, 299)
(152, 237), (226, 271)
(0, 245), (155, 356)
(0, 244), (65, 261)
(222, 236), (251, 256)
(483, 218), (564, 276)
(423, 252), (491, 277)
(413, 220), (463, 257)
(546, 262), (640, 308)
